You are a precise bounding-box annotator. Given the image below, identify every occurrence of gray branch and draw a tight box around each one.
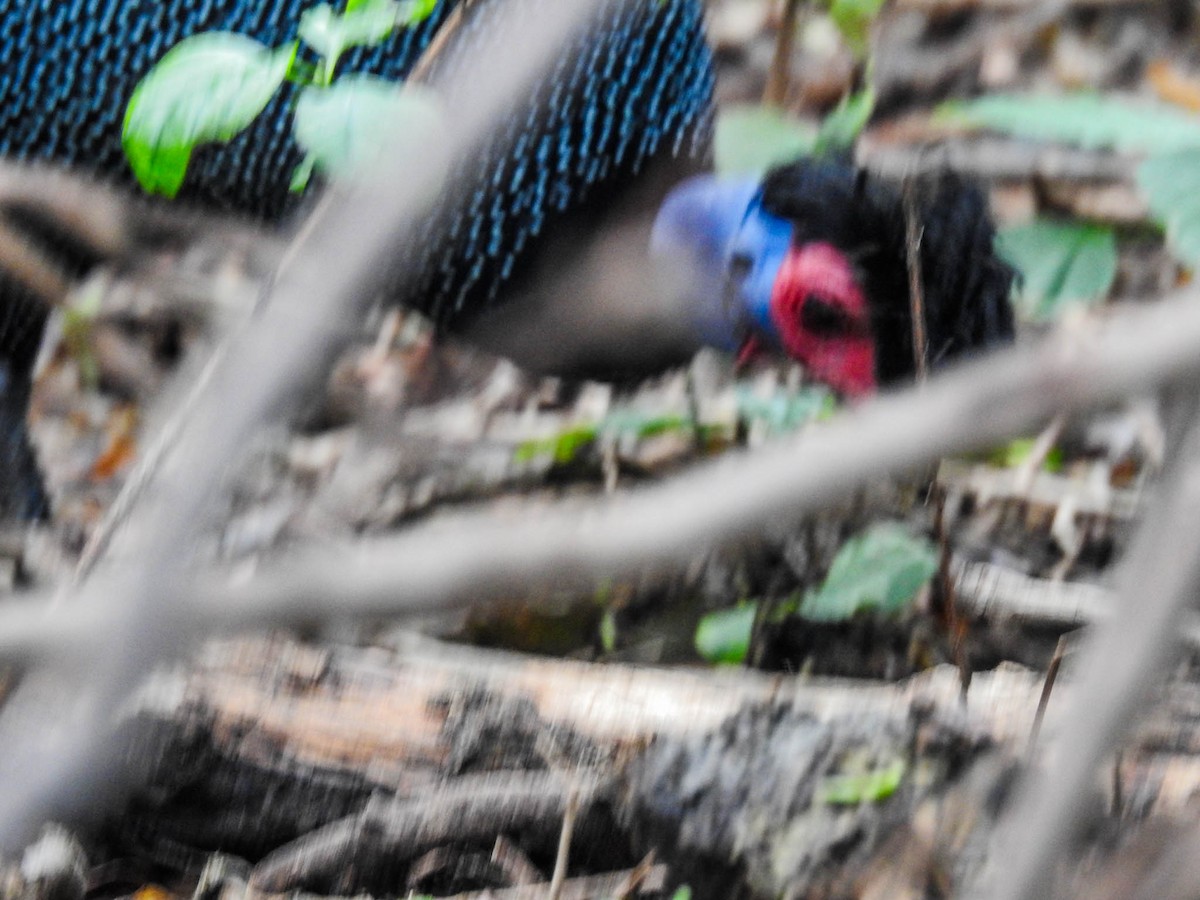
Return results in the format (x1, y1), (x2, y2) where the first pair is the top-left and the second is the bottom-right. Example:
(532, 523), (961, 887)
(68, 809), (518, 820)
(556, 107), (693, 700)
(0, 0), (617, 852)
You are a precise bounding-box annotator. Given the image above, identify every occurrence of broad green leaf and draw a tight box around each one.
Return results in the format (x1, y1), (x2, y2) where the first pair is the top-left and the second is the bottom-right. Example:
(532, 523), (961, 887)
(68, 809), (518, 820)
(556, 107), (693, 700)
(829, 0), (885, 58)
(694, 602), (757, 665)
(299, 2), (399, 69)
(938, 93), (1200, 154)
(1138, 149), (1200, 267)
(294, 77), (445, 179)
(818, 758), (906, 805)
(715, 104), (816, 177)
(995, 220), (1116, 320)
(123, 35), (296, 197)
(799, 524), (936, 622)
(125, 144), (192, 201)
(335, 0), (435, 33)
(813, 87), (875, 156)
(671, 888), (693, 900)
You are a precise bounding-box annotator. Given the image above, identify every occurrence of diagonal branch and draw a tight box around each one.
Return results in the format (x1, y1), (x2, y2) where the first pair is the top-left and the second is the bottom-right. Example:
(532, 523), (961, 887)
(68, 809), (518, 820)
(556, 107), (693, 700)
(0, 0), (621, 851)
(2, 290), (1200, 666)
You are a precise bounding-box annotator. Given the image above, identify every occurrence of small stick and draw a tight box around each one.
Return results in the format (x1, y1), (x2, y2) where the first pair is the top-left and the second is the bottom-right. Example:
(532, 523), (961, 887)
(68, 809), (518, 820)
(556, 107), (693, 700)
(611, 851), (658, 900)
(490, 835), (543, 887)
(1029, 635), (1068, 751)
(763, 0), (804, 107)
(902, 180), (928, 381)
(408, 1), (471, 85)
(548, 782), (581, 900)
(1111, 750), (1123, 818)
(0, 219), (70, 306)
(904, 179), (965, 680)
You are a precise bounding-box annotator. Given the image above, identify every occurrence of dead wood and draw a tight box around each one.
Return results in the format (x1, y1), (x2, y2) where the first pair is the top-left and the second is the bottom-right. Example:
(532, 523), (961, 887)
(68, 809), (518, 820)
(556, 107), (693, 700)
(250, 770), (605, 893)
(101, 635), (1200, 897)
(107, 636), (1030, 896)
(211, 860), (671, 900)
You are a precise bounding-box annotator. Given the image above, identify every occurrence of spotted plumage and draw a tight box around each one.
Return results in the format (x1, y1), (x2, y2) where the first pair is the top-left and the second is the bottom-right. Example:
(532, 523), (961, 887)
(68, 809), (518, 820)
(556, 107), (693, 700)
(0, 0), (715, 519)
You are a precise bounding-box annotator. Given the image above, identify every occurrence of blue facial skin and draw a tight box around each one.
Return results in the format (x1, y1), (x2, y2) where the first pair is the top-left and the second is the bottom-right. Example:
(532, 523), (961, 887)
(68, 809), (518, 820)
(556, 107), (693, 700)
(649, 174), (794, 352)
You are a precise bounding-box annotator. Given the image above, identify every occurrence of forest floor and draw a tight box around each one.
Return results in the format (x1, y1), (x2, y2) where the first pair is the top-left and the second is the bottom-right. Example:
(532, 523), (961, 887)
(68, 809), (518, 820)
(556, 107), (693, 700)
(4, 0), (1200, 898)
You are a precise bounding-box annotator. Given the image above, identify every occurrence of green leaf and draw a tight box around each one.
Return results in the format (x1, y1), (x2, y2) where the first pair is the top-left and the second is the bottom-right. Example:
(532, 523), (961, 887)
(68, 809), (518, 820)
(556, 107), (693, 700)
(828, 0), (885, 58)
(599, 608), (617, 654)
(289, 156), (316, 193)
(598, 411), (690, 440)
(799, 524), (936, 622)
(736, 384), (837, 434)
(299, 2), (399, 70)
(1138, 149), (1200, 267)
(813, 87), (875, 156)
(671, 888), (693, 900)
(818, 758), (906, 805)
(995, 219), (1116, 320)
(63, 281), (106, 389)
(294, 77), (445, 179)
(513, 425), (598, 465)
(989, 438), (1064, 472)
(694, 602), (757, 665)
(938, 93), (1200, 154)
(123, 35), (296, 197)
(715, 104), (816, 177)
(397, 0), (439, 24)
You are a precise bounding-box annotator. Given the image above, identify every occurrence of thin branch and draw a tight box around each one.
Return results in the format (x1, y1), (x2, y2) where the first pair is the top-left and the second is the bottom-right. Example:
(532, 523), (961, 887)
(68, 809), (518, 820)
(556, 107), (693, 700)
(1028, 635), (1068, 751)
(979, 391), (1200, 900)
(0, 0), (620, 851)
(250, 770), (604, 892)
(0, 219), (70, 304)
(858, 133), (1137, 184)
(763, 0), (803, 107)
(4, 292), (1200, 665)
(903, 181), (928, 382)
(895, 0), (1150, 10)
(548, 782), (581, 900)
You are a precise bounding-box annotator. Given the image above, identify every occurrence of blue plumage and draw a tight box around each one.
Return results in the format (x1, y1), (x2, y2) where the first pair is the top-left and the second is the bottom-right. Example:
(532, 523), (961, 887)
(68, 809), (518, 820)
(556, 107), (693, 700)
(0, 0), (713, 324)
(414, 0), (713, 324)
(1, 1), (444, 213)
(0, 0), (715, 518)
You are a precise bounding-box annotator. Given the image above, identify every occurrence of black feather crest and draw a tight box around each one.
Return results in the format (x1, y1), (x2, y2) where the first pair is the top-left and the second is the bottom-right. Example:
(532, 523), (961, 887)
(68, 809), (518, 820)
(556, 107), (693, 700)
(759, 158), (1015, 386)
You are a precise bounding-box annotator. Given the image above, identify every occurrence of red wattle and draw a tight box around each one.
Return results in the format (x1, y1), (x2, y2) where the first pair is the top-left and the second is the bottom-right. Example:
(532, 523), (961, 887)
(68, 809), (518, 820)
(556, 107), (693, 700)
(769, 242), (876, 397)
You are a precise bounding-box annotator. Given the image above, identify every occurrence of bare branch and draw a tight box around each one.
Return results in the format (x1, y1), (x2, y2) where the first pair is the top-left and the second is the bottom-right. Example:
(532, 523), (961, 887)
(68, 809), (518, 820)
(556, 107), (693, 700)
(0, 0), (624, 851)
(0, 291), (1199, 667)
(979, 393), (1200, 900)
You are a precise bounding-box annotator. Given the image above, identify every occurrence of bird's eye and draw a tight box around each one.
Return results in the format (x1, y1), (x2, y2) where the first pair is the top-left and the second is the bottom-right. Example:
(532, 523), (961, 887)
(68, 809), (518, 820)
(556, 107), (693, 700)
(800, 295), (858, 337)
(729, 252), (754, 281)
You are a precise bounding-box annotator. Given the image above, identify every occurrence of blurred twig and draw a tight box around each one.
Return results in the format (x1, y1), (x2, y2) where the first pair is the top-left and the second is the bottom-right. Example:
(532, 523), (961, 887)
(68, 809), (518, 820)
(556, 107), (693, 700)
(4, 291), (1200, 666)
(0, 0), (618, 852)
(895, 0), (1150, 10)
(763, 0), (804, 107)
(981, 390), (1200, 900)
